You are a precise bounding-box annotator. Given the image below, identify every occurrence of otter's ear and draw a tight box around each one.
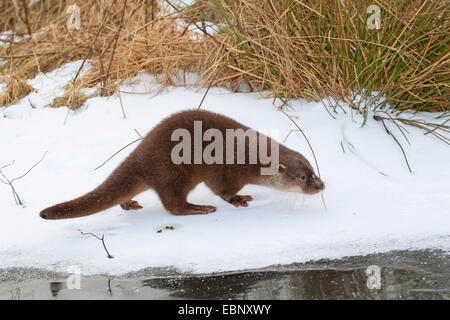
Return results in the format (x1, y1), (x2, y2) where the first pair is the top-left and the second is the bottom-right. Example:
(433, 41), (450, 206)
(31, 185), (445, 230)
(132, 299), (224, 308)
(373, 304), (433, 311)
(278, 163), (287, 173)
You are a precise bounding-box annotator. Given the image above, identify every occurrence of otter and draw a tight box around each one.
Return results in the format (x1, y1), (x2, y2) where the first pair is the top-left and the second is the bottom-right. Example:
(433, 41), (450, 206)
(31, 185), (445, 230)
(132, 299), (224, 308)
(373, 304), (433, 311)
(40, 110), (324, 220)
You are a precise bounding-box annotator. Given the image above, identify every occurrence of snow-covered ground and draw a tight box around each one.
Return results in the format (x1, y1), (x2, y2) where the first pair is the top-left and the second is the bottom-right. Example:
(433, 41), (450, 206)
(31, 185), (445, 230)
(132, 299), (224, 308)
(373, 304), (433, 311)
(0, 61), (449, 275)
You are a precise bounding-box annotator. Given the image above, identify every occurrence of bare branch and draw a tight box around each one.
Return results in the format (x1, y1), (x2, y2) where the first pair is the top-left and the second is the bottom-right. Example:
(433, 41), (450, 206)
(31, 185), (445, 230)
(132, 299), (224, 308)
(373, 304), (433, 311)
(0, 152), (47, 205)
(0, 160), (23, 205)
(80, 231), (114, 259)
(10, 151), (47, 183)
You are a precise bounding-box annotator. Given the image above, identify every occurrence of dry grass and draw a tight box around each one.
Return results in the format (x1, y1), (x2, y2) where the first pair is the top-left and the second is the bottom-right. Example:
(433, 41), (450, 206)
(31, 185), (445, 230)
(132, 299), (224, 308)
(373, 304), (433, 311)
(198, 0), (449, 114)
(0, 0), (211, 104)
(0, 76), (34, 107)
(0, 0), (448, 116)
(50, 84), (88, 110)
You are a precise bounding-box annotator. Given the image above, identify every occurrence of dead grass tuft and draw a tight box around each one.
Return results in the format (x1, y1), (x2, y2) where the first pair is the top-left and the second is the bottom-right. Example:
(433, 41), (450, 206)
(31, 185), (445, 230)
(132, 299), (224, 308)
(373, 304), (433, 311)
(0, 76), (34, 107)
(50, 84), (88, 110)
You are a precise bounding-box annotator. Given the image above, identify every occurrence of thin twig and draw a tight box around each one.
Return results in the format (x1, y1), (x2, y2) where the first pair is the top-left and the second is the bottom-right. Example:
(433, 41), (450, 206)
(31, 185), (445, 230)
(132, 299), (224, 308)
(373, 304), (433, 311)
(134, 129), (143, 138)
(80, 231), (114, 259)
(118, 86), (127, 119)
(95, 137), (143, 170)
(0, 161), (22, 205)
(102, 0), (128, 94)
(0, 152), (47, 205)
(280, 109), (326, 210)
(374, 115), (412, 173)
(341, 141), (345, 153)
(375, 111), (411, 145)
(280, 109), (321, 177)
(424, 118), (449, 136)
(197, 81), (213, 110)
(107, 279), (113, 296)
(10, 151), (47, 183)
(72, 1), (113, 84)
(100, 2), (143, 95)
(283, 129), (299, 143)
(181, 22), (191, 37)
(373, 115), (450, 145)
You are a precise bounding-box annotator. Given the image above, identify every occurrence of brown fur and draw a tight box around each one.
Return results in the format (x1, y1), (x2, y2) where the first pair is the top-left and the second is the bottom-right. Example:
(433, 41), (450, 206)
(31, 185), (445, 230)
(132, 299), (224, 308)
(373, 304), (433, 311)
(40, 110), (324, 220)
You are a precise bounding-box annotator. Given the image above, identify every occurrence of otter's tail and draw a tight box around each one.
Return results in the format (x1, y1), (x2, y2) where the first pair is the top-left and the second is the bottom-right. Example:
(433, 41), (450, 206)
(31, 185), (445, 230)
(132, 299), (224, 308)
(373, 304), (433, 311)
(40, 162), (145, 220)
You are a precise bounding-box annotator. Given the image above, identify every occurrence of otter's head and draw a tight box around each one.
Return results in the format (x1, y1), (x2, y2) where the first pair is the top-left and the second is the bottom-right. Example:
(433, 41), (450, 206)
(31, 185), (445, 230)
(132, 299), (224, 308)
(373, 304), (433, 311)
(269, 155), (325, 194)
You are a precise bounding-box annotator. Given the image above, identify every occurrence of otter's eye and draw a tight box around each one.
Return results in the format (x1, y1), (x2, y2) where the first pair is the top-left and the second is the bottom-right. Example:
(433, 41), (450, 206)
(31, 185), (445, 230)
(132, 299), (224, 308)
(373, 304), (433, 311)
(300, 176), (306, 181)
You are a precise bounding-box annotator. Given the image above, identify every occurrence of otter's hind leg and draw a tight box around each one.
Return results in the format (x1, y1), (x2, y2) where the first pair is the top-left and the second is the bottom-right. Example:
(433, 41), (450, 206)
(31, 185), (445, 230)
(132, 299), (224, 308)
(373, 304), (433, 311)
(170, 203), (217, 215)
(161, 194), (217, 215)
(154, 180), (217, 215)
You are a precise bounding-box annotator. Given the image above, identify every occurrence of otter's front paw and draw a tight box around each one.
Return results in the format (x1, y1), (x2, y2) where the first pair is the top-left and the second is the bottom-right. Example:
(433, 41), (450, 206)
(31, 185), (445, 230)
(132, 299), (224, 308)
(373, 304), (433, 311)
(120, 200), (143, 210)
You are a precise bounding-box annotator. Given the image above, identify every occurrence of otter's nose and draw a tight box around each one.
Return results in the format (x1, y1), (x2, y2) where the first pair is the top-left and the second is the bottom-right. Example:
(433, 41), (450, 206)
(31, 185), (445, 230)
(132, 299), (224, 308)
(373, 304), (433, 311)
(317, 182), (325, 190)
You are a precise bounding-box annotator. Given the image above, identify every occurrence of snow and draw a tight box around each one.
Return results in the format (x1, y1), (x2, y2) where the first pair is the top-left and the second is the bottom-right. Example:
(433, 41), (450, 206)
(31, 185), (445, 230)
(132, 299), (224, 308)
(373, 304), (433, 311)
(0, 62), (449, 275)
